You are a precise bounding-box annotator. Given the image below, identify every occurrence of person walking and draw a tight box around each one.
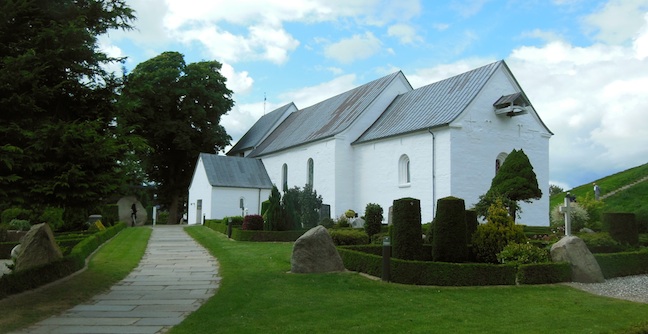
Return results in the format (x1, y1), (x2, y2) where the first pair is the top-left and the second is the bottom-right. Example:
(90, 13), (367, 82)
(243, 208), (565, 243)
(131, 203), (137, 227)
(593, 183), (601, 200)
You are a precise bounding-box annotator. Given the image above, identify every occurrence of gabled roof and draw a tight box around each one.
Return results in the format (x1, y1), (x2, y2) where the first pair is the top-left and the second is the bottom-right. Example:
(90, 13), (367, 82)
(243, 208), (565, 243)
(199, 153), (273, 189)
(355, 61), (503, 144)
(248, 71), (405, 157)
(227, 103), (296, 156)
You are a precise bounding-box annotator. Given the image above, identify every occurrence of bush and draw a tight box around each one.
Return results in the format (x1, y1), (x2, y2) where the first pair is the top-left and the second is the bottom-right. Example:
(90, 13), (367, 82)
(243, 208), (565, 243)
(242, 215), (264, 230)
(157, 211), (169, 224)
(1, 208), (31, 225)
(471, 198), (526, 263)
(602, 212), (639, 246)
(550, 202), (589, 234)
(9, 219), (31, 231)
(364, 203), (383, 239)
(578, 232), (625, 253)
(61, 207), (89, 231)
(497, 242), (549, 265)
(319, 217), (335, 228)
(39, 207), (65, 231)
(392, 197), (422, 260)
(222, 216), (244, 226)
(329, 229), (369, 246)
(595, 249), (648, 278)
(466, 209), (479, 243)
(335, 215), (350, 228)
(432, 196), (467, 262)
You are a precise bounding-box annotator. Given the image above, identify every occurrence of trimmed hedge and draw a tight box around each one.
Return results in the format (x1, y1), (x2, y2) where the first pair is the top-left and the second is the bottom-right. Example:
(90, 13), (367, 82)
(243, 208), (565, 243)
(594, 250), (648, 278)
(517, 262), (572, 284)
(328, 229), (369, 245)
(205, 219), (228, 234)
(0, 222), (126, 299)
(603, 212), (639, 246)
(432, 196), (467, 262)
(392, 197), (422, 260)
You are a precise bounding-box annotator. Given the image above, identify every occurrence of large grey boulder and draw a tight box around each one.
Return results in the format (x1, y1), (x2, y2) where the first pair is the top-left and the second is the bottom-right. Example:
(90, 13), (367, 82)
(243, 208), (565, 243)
(15, 223), (63, 272)
(117, 196), (147, 226)
(551, 236), (605, 283)
(291, 226), (345, 273)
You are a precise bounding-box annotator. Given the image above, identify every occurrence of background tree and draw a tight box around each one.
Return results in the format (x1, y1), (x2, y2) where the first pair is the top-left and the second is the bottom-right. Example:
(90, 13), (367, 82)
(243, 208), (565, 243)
(364, 203), (383, 239)
(118, 51), (234, 224)
(549, 184), (564, 196)
(475, 149), (542, 221)
(0, 0), (135, 225)
(298, 184), (323, 228)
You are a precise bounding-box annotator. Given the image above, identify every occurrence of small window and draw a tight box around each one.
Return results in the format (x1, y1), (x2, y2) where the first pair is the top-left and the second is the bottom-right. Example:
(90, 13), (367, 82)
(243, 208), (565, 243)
(282, 163), (288, 191)
(496, 152), (508, 174)
(399, 154), (411, 186)
(307, 158), (314, 187)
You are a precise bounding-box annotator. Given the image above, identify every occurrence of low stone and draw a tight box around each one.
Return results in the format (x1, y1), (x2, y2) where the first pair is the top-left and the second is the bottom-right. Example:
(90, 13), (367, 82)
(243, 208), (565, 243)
(551, 236), (605, 283)
(11, 244), (21, 259)
(291, 226), (345, 273)
(580, 227), (595, 233)
(15, 223), (63, 272)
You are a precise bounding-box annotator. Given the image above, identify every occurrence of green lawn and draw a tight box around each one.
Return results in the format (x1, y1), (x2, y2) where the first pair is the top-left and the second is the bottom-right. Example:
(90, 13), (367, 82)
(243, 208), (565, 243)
(0, 227), (151, 333)
(173, 226), (648, 334)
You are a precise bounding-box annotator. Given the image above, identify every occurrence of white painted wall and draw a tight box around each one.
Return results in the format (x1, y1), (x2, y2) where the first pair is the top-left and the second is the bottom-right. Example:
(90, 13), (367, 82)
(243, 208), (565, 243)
(210, 187), (270, 220)
(188, 156), (213, 225)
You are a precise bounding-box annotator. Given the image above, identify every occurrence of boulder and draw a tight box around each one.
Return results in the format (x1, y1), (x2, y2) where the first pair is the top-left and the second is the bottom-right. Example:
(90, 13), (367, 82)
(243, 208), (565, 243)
(351, 217), (365, 228)
(15, 223), (63, 272)
(291, 226), (345, 273)
(117, 196), (147, 226)
(551, 236), (605, 283)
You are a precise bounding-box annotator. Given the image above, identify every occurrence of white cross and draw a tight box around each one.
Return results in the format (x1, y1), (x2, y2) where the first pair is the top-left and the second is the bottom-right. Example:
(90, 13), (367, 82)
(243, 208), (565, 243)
(559, 194), (573, 236)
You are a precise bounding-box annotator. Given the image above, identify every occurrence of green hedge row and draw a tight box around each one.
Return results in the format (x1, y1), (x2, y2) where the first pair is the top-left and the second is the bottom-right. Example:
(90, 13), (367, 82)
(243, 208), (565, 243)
(594, 250), (648, 278)
(338, 246), (572, 286)
(204, 219), (306, 242)
(0, 222), (126, 299)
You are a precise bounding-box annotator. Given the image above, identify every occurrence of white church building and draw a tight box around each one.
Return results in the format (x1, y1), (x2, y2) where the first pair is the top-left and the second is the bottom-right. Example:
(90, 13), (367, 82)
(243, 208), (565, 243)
(188, 60), (553, 226)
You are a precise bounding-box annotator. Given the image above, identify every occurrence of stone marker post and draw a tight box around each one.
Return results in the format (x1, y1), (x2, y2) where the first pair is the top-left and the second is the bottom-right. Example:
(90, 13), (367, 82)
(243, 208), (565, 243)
(382, 236), (391, 282)
(559, 195), (572, 236)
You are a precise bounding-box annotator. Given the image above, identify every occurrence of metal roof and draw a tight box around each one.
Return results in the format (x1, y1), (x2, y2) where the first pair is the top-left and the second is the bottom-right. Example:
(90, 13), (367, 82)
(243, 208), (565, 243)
(227, 103), (296, 156)
(249, 71), (404, 157)
(200, 153), (273, 189)
(355, 61), (503, 143)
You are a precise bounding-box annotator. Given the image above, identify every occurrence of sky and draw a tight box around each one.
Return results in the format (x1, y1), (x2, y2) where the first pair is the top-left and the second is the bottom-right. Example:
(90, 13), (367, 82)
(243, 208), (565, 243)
(101, 0), (648, 191)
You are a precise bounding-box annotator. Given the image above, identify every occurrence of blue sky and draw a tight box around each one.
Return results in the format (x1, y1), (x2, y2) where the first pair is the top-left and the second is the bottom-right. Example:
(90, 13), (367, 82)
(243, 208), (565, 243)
(102, 0), (648, 191)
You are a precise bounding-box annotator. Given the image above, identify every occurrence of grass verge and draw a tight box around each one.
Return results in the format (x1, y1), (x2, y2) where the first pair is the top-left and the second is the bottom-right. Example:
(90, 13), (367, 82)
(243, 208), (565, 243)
(176, 226), (648, 334)
(0, 227), (151, 333)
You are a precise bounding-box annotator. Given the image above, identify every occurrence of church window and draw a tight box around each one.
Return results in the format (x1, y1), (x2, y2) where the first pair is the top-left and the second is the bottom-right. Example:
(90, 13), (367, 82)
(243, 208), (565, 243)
(495, 152), (508, 174)
(307, 158), (314, 187)
(399, 154), (411, 186)
(282, 163), (288, 191)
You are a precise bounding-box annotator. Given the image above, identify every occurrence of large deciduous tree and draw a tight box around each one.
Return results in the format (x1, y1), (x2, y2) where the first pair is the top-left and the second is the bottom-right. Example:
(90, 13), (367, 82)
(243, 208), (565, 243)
(118, 52), (234, 224)
(0, 0), (135, 221)
(475, 149), (542, 221)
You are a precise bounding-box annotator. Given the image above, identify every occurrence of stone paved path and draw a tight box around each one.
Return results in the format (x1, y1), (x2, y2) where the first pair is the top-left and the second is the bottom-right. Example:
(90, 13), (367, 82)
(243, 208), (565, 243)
(13, 225), (220, 334)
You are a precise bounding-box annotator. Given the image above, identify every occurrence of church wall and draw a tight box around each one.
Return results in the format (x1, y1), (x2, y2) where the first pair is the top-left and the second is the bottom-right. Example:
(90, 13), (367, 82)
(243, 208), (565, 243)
(210, 187), (270, 220)
(448, 67), (551, 226)
(352, 128), (452, 224)
(188, 157), (213, 225)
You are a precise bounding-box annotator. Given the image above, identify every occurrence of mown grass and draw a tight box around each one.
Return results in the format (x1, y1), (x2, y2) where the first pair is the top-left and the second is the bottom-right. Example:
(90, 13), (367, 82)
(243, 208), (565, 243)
(0, 227), (151, 333)
(175, 226), (648, 334)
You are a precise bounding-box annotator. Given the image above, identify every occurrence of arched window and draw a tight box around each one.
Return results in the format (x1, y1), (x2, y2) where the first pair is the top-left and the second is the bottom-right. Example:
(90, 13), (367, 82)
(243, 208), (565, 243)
(307, 158), (314, 187)
(496, 152), (508, 174)
(399, 154), (411, 186)
(282, 163), (288, 191)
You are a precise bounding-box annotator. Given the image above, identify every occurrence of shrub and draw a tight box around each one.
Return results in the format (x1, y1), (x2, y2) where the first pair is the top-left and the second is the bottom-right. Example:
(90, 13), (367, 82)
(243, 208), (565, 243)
(466, 209), (479, 243)
(319, 217), (335, 228)
(497, 242), (549, 265)
(298, 183), (323, 228)
(157, 211), (169, 224)
(9, 219), (31, 231)
(335, 215), (350, 228)
(39, 207), (65, 231)
(550, 202), (589, 234)
(595, 249), (648, 278)
(578, 232), (625, 253)
(242, 215), (264, 230)
(265, 186), (282, 231)
(471, 198), (526, 263)
(432, 196), (467, 262)
(602, 212), (639, 246)
(328, 229), (369, 245)
(61, 207), (89, 231)
(364, 203), (383, 239)
(222, 216), (244, 226)
(392, 197), (422, 260)
(1, 208), (31, 225)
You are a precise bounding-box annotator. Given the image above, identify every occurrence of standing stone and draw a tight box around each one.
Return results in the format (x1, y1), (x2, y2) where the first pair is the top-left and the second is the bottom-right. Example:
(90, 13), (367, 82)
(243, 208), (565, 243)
(550, 236), (605, 283)
(117, 196), (147, 226)
(15, 223), (63, 272)
(291, 226), (345, 273)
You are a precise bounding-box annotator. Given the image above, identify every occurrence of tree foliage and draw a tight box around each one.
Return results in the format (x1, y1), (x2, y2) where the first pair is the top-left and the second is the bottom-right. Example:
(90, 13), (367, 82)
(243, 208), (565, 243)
(364, 203), (383, 238)
(118, 51), (234, 224)
(471, 198), (526, 263)
(265, 186), (282, 231)
(298, 184), (323, 228)
(0, 0), (135, 217)
(476, 149), (541, 221)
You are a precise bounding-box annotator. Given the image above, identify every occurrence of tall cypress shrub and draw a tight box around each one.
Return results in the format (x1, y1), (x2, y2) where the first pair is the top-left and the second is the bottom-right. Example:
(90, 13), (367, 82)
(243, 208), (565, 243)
(364, 203), (383, 239)
(432, 196), (467, 262)
(392, 198), (422, 260)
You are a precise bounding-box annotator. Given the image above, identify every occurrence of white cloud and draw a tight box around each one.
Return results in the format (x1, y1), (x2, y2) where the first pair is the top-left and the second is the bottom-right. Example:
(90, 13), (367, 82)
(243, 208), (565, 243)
(324, 32), (382, 63)
(220, 63), (254, 95)
(387, 23), (423, 44)
(583, 0), (648, 44)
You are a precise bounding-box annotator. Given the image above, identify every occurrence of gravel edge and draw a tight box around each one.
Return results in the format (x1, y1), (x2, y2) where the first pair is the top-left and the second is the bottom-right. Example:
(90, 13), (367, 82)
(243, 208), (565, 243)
(563, 274), (648, 303)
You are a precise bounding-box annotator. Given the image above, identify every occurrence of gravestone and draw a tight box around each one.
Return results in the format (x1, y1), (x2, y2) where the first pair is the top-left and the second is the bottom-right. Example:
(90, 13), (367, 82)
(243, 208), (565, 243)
(15, 223), (63, 272)
(117, 196), (147, 226)
(291, 226), (345, 273)
(550, 236), (605, 283)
